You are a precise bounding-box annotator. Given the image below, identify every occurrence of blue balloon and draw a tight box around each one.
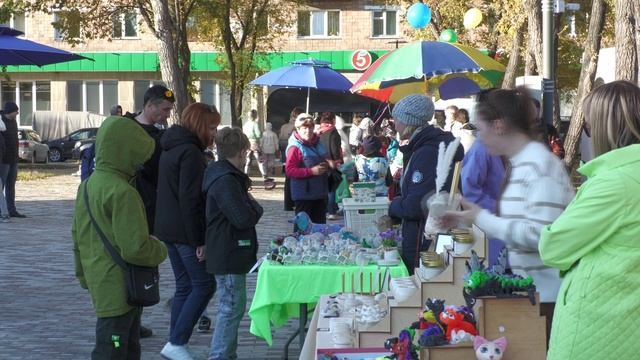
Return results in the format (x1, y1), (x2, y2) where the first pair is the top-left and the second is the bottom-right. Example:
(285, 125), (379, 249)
(407, 3), (432, 29)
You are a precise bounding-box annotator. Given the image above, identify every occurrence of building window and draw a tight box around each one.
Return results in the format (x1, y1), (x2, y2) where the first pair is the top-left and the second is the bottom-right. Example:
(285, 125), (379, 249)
(0, 13), (26, 32)
(372, 10), (397, 37)
(113, 9), (138, 38)
(52, 10), (81, 41)
(200, 80), (232, 126)
(297, 10), (340, 37)
(134, 80), (166, 111)
(66, 80), (119, 115)
(0, 81), (51, 126)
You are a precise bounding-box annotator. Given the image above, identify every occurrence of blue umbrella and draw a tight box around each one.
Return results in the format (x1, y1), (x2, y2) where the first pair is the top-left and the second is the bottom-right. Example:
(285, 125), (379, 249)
(250, 59), (352, 112)
(0, 26), (91, 66)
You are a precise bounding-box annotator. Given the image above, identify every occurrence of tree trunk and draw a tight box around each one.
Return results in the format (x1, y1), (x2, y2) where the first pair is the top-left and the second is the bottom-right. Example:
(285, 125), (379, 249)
(615, 0), (638, 82)
(502, 23), (524, 89)
(633, 0), (640, 85)
(564, 0), (607, 169)
(150, 0), (190, 124)
(524, 0), (543, 75)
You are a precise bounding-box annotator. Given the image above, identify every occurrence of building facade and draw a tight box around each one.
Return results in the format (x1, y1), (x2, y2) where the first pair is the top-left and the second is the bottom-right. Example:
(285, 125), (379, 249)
(2, 1), (409, 127)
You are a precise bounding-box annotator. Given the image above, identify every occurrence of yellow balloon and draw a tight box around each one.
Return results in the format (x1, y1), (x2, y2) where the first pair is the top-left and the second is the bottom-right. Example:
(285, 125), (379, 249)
(463, 8), (483, 29)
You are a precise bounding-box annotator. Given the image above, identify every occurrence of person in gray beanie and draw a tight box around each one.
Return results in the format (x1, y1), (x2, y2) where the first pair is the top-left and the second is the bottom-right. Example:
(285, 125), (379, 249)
(388, 94), (464, 273)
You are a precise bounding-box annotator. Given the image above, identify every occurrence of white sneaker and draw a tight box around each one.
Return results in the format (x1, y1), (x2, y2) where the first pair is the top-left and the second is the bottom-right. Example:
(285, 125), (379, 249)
(160, 342), (194, 360)
(327, 214), (337, 220)
(0, 216), (9, 223)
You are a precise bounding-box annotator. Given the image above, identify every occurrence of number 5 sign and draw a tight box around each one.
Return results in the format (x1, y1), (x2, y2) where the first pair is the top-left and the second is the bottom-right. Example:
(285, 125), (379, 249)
(351, 49), (372, 71)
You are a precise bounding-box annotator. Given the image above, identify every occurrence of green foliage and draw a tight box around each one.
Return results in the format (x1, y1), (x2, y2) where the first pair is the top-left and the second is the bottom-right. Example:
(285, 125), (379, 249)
(381, 238), (398, 248)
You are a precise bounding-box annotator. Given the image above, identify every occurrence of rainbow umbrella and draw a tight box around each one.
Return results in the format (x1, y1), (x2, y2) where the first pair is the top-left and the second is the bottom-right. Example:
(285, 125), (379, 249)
(351, 41), (505, 103)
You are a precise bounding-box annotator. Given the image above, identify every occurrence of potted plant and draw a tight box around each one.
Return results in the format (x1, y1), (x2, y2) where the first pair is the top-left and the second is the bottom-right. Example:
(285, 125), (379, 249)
(380, 229), (401, 262)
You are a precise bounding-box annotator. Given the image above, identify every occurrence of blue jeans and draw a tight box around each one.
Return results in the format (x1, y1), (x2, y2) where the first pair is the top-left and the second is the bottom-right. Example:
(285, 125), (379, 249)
(208, 274), (246, 360)
(165, 242), (216, 346)
(4, 162), (17, 214)
(0, 164), (9, 216)
(327, 190), (338, 215)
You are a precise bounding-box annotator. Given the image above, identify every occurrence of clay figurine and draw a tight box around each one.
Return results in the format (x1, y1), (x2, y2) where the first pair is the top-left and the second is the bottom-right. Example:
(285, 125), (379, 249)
(474, 336), (507, 360)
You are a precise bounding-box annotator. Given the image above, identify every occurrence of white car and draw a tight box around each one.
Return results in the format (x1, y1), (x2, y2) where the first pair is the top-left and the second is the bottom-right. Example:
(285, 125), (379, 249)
(18, 128), (49, 163)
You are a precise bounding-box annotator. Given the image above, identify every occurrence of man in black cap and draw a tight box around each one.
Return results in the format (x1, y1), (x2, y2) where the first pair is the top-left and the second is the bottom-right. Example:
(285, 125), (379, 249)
(1, 101), (26, 218)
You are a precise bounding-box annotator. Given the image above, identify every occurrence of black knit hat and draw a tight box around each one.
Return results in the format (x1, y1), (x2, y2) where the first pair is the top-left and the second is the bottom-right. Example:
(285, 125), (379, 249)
(2, 101), (18, 114)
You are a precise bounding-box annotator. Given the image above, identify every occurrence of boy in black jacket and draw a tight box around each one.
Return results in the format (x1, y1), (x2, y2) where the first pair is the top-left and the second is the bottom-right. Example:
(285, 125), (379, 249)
(203, 127), (263, 360)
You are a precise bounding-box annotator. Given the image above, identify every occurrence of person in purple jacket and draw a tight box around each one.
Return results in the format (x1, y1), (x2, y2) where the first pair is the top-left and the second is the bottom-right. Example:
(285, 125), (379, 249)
(460, 139), (506, 265)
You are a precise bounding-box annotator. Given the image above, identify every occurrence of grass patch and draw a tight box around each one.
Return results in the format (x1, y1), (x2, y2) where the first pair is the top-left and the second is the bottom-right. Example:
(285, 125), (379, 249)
(17, 171), (56, 181)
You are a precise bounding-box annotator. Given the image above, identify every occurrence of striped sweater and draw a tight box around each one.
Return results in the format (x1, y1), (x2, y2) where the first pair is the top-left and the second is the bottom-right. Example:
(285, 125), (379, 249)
(475, 141), (574, 303)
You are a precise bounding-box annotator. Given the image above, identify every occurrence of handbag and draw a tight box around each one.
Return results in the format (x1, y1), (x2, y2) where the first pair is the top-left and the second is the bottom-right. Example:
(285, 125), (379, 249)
(82, 181), (160, 307)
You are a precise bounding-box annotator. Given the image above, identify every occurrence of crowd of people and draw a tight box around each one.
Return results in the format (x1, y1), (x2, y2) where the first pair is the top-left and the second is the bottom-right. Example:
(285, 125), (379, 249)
(48, 78), (640, 360)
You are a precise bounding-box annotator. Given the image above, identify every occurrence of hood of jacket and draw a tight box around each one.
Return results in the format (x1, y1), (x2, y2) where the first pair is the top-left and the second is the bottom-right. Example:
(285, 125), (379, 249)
(160, 124), (203, 151)
(401, 125), (453, 158)
(203, 159), (251, 193)
(94, 116), (155, 179)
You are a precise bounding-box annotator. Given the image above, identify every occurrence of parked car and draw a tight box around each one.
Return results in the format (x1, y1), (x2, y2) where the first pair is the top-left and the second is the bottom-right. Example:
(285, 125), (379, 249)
(45, 127), (98, 162)
(17, 129), (49, 163)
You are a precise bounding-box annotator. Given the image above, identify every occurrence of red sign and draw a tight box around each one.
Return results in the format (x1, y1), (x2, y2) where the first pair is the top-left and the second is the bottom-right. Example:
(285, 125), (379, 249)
(351, 49), (373, 71)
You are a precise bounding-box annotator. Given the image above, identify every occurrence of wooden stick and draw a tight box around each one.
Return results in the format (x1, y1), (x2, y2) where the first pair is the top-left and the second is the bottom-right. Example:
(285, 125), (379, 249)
(449, 161), (462, 207)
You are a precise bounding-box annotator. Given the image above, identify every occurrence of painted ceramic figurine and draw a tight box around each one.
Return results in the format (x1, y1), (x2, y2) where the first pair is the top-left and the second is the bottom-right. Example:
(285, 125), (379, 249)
(290, 211), (343, 234)
(474, 336), (508, 360)
(438, 307), (478, 343)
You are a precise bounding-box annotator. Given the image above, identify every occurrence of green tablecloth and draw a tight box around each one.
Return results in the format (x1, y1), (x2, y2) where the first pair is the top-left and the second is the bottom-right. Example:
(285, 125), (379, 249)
(248, 260), (409, 346)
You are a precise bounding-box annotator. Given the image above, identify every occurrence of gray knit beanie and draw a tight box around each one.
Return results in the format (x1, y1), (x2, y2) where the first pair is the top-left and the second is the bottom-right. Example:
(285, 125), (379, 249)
(391, 94), (434, 127)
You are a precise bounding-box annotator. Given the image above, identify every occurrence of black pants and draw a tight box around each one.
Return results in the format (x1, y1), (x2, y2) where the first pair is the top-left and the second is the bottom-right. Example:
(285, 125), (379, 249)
(294, 198), (328, 225)
(92, 307), (141, 360)
(284, 176), (294, 211)
(540, 302), (555, 349)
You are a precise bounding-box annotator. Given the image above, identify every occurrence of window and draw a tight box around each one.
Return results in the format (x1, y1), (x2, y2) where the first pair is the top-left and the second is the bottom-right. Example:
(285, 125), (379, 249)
(372, 10), (397, 37)
(1, 13), (26, 32)
(69, 129), (93, 141)
(53, 10), (81, 41)
(200, 80), (232, 126)
(134, 80), (166, 111)
(0, 81), (51, 126)
(66, 80), (119, 115)
(297, 10), (340, 37)
(113, 9), (138, 38)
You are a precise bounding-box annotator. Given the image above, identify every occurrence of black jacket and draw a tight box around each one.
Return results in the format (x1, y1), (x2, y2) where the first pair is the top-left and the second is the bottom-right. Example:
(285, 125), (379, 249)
(203, 159), (263, 275)
(124, 112), (164, 233)
(389, 126), (464, 269)
(154, 125), (207, 246)
(318, 127), (342, 162)
(1, 114), (18, 164)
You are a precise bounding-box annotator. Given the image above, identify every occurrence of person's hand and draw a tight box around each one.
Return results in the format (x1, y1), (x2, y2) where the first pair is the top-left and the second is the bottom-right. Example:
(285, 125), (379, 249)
(311, 162), (329, 175)
(196, 245), (206, 262)
(440, 198), (482, 229)
(326, 159), (337, 169)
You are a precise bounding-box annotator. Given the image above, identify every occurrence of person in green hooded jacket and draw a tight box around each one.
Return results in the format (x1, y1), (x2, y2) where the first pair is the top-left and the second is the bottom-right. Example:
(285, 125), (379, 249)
(72, 116), (167, 360)
(540, 80), (640, 359)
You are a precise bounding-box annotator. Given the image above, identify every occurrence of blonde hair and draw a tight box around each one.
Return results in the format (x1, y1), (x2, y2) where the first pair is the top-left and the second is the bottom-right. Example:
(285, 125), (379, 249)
(215, 127), (250, 160)
(582, 80), (640, 156)
(180, 103), (220, 147)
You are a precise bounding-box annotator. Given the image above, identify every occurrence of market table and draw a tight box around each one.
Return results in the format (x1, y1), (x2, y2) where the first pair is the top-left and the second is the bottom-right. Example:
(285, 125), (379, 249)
(248, 260), (409, 357)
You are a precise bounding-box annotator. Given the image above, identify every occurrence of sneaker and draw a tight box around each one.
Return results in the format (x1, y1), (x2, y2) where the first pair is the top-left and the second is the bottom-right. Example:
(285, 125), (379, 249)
(327, 214), (337, 220)
(160, 342), (194, 360)
(9, 212), (26, 218)
(196, 315), (211, 333)
(1, 216), (9, 223)
(140, 325), (153, 338)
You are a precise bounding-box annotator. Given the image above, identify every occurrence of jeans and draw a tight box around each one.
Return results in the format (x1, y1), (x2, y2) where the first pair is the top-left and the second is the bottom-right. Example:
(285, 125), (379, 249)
(0, 164), (9, 216)
(4, 162), (17, 214)
(165, 242), (216, 346)
(92, 307), (141, 360)
(327, 190), (338, 215)
(208, 274), (246, 360)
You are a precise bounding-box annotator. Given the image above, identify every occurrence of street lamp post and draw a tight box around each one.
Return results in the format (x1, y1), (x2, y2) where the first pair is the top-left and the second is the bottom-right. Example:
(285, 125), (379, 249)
(542, 0), (555, 127)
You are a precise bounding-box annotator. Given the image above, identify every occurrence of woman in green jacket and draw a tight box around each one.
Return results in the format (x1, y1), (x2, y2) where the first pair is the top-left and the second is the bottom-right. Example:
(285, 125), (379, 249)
(539, 80), (640, 359)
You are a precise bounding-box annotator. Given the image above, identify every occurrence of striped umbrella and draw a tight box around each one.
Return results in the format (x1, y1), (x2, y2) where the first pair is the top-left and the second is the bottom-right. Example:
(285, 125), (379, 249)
(351, 41), (505, 103)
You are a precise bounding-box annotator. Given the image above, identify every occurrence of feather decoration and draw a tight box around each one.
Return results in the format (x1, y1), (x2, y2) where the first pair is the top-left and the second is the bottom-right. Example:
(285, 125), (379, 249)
(434, 138), (461, 194)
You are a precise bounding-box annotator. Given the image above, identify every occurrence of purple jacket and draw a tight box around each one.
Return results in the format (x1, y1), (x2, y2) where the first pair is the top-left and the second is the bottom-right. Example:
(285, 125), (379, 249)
(461, 141), (504, 213)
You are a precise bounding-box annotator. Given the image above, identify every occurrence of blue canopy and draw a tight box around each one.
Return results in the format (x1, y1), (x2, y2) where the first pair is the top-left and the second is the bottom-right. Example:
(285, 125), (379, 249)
(250, 58), (352, 112)
(0, 26), (91, 66)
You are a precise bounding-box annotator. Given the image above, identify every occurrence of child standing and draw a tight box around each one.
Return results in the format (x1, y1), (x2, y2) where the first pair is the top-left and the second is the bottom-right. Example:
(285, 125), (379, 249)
(203, 127), (263, 360)
(260, 122), (279, 177)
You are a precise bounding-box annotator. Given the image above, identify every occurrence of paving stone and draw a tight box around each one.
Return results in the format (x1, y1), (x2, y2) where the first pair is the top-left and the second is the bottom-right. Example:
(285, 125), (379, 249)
(0, 166), (302, 359)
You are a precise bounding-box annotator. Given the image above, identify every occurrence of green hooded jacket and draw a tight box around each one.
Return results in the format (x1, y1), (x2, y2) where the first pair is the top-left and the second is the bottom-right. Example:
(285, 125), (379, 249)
(72, 116), (168, 318)
(540, 144), (640, 359)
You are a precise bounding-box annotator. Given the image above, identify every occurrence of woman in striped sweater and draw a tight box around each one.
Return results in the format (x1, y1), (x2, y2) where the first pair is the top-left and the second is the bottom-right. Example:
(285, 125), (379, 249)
(443, 88), (575, 341)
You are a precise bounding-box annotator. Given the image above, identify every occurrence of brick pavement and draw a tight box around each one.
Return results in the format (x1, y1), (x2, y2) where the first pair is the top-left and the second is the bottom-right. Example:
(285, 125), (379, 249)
(0, 165), (304, 360)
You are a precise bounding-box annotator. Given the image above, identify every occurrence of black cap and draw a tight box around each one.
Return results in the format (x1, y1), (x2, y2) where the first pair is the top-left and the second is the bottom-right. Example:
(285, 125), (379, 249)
(3, 101), (18, 114)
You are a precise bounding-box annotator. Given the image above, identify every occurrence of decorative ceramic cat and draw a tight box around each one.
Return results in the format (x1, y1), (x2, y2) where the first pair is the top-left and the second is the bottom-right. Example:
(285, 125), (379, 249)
(474, 336), (507, 360)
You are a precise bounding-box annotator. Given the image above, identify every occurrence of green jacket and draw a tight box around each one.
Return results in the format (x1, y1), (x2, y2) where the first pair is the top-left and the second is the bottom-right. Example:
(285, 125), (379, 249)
(540, 144), (640, 359)
(72, 116), (168, 318)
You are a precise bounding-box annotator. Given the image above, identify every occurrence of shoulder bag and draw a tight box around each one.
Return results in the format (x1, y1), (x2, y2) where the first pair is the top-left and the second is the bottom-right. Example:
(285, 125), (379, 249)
(82, 181), (160, 307)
